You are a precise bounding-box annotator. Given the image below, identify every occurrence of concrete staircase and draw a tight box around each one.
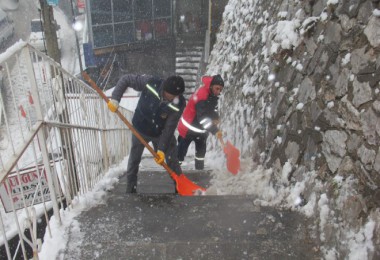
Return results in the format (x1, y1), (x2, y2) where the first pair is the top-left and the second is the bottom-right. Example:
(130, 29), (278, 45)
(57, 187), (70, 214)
(61, 156), (321, 259)
(175, 38), (204, 99)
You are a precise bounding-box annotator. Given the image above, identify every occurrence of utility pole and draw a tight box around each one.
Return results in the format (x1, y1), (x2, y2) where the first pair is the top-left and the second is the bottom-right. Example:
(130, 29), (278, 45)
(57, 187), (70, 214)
(39, 0), (79, 198)
(69, 0), (83, 73)
(39, 0), (61, 64)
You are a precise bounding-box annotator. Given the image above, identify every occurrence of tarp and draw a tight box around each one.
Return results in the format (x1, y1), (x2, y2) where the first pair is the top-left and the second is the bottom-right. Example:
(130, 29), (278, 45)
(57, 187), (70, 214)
(83, 43), (96, 67)
(47, 0), (59, 6)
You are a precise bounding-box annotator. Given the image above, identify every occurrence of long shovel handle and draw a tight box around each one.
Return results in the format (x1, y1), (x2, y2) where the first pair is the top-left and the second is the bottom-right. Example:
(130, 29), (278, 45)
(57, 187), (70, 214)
(82, 72), (177, 179)
(218, 135), (226, 150)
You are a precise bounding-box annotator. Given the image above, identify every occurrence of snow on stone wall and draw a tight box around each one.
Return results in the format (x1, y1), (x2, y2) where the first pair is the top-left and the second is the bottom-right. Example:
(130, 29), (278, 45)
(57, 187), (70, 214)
(207, 0), (380, 258)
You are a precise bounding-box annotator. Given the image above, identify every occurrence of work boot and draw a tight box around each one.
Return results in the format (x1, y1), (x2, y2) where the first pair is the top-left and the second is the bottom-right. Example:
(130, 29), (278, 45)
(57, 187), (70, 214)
(195, 159), (204, 170)
(126, 183), (137, 193)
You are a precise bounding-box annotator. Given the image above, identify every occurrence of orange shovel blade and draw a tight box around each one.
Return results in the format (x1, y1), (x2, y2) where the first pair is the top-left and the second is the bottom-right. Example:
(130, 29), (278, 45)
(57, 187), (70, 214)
(224, 141), (240, 175)
(174, 174), (206, 196)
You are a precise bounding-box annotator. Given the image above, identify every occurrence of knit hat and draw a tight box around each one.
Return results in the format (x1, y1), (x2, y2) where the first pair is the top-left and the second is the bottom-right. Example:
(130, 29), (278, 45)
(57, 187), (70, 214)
(210, 74), (224, 87)
(163, 75), (185, 95)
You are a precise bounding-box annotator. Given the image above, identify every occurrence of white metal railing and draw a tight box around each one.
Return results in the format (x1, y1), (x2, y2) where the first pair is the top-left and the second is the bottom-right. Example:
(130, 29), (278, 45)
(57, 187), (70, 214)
(0, 42), (132, 259)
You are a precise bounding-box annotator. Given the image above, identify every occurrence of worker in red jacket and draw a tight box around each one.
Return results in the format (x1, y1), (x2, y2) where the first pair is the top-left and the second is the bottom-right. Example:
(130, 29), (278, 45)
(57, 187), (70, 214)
(177, 74), (224, 170)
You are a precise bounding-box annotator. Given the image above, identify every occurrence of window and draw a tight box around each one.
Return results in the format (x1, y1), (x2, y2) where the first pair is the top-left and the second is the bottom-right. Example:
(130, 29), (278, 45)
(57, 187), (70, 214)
(90, 0), (173, 49)
(114, 22), (134, 44)
(93, 25), (114, 48)
(113, 0), (133, 22)
(31, 20), (43, 32)
(134, 0), (152, 20)
(91, 0), (112, 25)
(154, 0), (171, 17)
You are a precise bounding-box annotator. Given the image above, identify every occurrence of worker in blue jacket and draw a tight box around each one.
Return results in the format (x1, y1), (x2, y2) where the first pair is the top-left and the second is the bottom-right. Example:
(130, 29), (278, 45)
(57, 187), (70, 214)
(107, 74), (186, 193)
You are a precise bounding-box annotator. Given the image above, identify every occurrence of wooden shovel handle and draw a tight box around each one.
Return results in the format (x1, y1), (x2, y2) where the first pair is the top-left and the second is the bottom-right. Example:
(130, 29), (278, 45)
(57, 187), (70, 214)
(218, 135), (226, 149)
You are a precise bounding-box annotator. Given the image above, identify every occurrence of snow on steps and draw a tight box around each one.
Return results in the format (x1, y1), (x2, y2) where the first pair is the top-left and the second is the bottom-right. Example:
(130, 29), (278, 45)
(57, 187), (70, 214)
(175, 41), (204, 99)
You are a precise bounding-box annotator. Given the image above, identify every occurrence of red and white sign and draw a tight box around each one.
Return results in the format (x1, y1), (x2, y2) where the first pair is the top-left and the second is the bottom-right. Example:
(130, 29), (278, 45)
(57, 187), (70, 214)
(77, 0), (85, 13)
(0, 163), (62, 212)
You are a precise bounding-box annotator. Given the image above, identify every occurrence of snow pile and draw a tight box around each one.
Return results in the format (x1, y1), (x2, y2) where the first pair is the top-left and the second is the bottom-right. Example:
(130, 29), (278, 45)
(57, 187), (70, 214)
(38, 159), (127, 258)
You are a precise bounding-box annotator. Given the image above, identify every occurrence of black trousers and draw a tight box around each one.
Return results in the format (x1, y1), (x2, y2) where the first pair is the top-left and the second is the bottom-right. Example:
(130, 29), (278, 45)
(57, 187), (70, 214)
(125, 131), (181, 192)
(177, 134), (207, 169)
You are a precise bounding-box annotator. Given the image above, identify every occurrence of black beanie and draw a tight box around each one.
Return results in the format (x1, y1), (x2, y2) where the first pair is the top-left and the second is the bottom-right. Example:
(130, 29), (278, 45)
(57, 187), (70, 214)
(210, 74), (224, 87)
(163, 75), (185, 95)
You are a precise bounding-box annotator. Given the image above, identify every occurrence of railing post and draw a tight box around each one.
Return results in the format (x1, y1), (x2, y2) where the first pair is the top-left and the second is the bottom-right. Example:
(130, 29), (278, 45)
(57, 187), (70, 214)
(23, 46), (61, 225)
(99, 96), (110, 170)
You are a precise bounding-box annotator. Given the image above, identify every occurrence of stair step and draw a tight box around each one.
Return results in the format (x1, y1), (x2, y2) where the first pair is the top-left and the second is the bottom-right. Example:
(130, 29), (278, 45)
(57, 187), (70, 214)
(176, 66), (198, 71)
(65, 170), (321, 259)
(175, 38), (203, 98)
(176, 63), (199, 67)
(176, 56), (202, 62)
(182, 75), (197, 81)
(176, 66), (199, 70)
(176, 51), (203, 56)
(176, 55), (202, 60)
(176, 64), (199, 70)
(185, 90), (196, 95)
(176, 60), (200, 64)
(177, 71), (198, 76)
(175, 68), (198, 74)
(184, 78), (197, 83)
(185, 85), (196, 89)
(175, 67), (198, 74)
(176, 43), (204, 48)
(176, 48), (203, 52)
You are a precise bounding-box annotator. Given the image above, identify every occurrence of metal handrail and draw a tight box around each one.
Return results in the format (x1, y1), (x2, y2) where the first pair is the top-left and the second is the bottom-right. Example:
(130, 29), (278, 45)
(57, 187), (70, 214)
(0, 43), (132, 259)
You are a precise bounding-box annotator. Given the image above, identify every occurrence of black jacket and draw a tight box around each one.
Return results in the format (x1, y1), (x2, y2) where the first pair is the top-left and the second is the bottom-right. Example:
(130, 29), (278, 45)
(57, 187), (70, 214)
(194, 94), (220, 135)
(112, 74), (186, 152)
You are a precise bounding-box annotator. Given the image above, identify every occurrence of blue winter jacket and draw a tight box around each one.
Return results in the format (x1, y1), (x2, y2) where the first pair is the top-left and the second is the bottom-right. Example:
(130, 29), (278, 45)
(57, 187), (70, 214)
(111, 74), (186, 152)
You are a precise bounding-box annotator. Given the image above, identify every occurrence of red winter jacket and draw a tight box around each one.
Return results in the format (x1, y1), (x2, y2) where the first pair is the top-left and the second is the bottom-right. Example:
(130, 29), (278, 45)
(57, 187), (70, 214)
(178, 76), (220, 138)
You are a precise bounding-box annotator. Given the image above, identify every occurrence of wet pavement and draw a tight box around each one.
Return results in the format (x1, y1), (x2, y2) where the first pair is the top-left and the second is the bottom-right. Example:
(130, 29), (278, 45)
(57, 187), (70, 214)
(62, 158), (320, 259)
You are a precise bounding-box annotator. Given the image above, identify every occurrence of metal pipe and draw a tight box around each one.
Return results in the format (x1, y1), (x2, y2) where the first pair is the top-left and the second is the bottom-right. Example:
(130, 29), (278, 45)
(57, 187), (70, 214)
(70, 0), (84, 73)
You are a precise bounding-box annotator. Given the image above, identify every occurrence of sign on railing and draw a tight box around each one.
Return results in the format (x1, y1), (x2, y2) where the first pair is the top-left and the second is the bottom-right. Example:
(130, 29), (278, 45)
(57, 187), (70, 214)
(0, 161), (63, 212)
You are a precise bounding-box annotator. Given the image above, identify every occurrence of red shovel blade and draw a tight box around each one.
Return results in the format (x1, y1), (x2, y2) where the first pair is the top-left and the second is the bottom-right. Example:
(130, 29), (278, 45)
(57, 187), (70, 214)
(224, 141), (240, 175)
(174, 174), (206, 196)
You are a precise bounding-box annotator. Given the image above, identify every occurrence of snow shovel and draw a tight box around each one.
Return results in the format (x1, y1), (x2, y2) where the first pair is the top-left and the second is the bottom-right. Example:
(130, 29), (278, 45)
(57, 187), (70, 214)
(218, 135), (240, 175)
(82, 72), (206, 196)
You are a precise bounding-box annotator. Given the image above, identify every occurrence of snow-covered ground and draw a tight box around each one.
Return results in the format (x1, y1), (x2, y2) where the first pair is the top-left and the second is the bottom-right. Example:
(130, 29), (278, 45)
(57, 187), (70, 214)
(0, 2), (376, 260)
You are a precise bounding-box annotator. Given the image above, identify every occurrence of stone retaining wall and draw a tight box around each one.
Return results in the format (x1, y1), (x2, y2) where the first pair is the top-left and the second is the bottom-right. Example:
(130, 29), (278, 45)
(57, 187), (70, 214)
(207, 0), (380, 258)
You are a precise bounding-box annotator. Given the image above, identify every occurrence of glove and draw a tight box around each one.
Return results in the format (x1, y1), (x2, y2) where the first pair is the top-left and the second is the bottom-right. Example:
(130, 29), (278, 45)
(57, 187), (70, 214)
(216, 131), (223, 139)
(154, 150), (165, 165)
(107, 99), (119, 112)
